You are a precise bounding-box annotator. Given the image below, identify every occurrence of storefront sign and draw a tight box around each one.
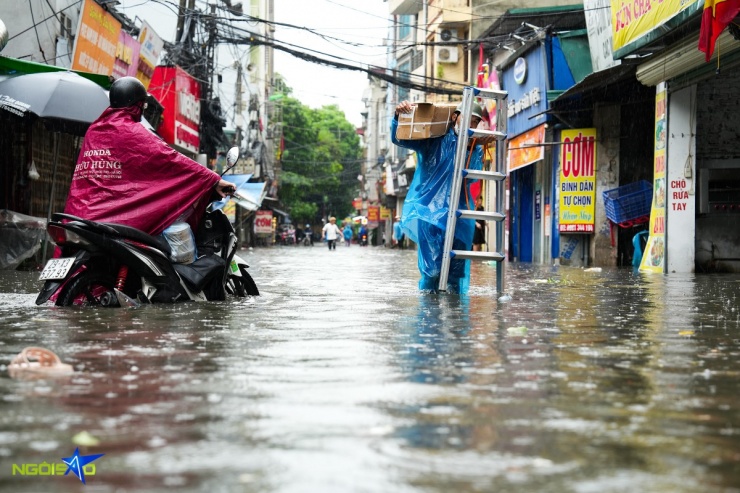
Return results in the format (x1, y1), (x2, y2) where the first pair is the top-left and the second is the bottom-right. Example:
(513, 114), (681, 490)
(254, 210), (273, 234)
(148, 66), (201, 155)
(585, 0), (619, 71)
(137, 21), (164, 89)
(558, 128), (597, 233)
(71, 0), (121, 76)
(502, 46), (548, 136)
(611, 0), (700, 56)
(508, 124), (545, 172)
(367, 206), (380, 222)
(112, 31), (140, 79)
(640, 84), (667, 272)
(380, 206), (391, 220)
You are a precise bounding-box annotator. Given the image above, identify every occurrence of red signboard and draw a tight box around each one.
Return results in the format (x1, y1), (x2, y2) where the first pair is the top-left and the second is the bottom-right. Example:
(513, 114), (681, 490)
(367, 206), (380, 222)
(148, 66), (201, 154)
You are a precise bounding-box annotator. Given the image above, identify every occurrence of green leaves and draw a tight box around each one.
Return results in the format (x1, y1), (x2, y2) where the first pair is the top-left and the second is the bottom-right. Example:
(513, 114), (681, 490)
(278, 91), (362, 225)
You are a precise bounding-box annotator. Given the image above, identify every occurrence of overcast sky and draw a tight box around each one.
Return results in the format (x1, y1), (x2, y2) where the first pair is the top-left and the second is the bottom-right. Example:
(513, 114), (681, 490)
(118, 0), (390, 128)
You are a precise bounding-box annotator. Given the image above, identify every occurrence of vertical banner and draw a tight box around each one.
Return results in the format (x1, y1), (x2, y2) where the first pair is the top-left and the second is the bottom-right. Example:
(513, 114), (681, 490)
(113, 31), (141, 79)
(558, 128), (597, 233)
(640, 83), (667, 273)
(71, 0), (122, 75)
(137, 21), (164, 89)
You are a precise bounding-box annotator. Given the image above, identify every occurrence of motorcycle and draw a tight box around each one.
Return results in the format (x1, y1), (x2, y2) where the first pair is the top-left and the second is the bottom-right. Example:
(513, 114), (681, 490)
(35, 147), (259, 307)
(301, 226), (313, 246)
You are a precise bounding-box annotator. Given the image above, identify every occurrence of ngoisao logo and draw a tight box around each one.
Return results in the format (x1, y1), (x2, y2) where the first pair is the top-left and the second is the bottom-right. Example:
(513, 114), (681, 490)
(13, 448), (104, 484)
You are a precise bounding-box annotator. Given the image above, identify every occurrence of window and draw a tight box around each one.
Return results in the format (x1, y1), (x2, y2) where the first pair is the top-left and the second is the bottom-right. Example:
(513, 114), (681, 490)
(398, 15), (413, 40)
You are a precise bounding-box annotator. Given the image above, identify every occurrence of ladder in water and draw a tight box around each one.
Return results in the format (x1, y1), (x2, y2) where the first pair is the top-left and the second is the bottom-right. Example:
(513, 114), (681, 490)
(438, 86), (508, 294)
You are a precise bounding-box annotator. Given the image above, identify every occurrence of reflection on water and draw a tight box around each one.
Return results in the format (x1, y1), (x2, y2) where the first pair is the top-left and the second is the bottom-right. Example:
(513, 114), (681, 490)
(0, 248), (739, 492)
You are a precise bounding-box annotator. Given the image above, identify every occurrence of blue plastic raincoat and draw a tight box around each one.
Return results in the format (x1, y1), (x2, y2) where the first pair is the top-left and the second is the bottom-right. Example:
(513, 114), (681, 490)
(391, 118), (483, 294)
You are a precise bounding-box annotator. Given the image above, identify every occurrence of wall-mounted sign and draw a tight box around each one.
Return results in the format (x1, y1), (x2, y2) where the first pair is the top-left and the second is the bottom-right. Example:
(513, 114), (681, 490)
(149, 66), (201, 155)
(559, 128), (597, 233)
(136, 21), (164, 89)
(502, 46), (547, 136)
(71, 0), (121, 76)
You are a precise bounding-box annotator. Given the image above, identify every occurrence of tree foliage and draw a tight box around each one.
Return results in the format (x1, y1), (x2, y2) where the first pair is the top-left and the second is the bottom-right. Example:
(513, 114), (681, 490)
(277, 85), (362, 226)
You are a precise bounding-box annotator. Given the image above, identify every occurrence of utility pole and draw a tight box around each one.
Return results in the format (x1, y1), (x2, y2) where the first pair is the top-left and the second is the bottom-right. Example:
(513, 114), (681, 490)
(235, 62), (243, 149)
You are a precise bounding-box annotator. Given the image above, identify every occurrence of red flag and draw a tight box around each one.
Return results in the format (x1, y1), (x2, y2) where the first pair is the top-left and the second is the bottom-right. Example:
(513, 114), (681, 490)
(698, 0), (740, 61)
(477, 43), (485, 87)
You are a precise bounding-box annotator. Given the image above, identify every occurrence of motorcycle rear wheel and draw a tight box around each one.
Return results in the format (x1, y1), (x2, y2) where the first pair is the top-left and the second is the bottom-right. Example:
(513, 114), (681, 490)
(56, 270), (118, 307)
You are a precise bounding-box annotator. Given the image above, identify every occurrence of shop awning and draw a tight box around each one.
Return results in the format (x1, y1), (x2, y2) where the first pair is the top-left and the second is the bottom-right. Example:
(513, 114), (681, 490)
(269, 207), (290, 218)
(551, 64), (636, 105)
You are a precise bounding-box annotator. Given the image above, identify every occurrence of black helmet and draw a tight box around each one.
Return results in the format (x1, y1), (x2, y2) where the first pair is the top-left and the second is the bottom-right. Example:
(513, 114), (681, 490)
(109, 76), (147, 108)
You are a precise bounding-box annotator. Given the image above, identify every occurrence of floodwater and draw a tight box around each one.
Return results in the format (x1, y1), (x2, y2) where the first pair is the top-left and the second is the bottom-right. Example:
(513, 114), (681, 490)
(0, 244), (739, 493)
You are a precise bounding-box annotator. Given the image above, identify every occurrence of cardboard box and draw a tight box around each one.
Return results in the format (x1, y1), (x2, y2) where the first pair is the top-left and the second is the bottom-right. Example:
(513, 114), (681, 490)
(396, 103), (456, 140)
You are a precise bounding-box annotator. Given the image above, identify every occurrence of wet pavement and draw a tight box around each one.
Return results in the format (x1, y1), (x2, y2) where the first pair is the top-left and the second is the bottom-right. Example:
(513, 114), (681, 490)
(0, 243), (739, 492)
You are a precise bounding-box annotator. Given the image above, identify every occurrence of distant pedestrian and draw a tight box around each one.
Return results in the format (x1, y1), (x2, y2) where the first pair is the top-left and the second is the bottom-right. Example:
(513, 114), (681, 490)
(322, 217), (342, 250)
(392, 215), (405, 249)
(343, 223), (353, 246)
(472, 195), (485, 252)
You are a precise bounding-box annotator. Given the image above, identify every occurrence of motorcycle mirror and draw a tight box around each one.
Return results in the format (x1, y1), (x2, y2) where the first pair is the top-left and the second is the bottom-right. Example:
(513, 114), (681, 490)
(226, 147), (239, 166)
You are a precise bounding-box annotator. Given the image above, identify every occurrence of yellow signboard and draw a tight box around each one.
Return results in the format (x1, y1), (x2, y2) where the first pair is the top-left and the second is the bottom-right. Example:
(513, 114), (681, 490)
(71, 0), (121, 75)
(640, 84), (667, 273)
(611, 0), (695, 53)
(559, 129), (597, 233)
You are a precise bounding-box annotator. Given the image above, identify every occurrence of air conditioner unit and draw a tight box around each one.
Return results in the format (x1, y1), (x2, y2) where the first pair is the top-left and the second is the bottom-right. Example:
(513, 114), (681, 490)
(435, 29), (459, 64)
(435, 46), (458, 63)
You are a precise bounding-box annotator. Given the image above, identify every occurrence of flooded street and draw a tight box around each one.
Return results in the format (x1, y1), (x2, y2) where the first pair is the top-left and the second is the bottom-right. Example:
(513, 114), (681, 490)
(1, 244), (740, 492)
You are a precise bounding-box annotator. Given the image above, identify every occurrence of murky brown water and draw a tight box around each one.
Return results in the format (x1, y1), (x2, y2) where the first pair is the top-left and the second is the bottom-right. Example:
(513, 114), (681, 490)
(1, 245), (739, 492)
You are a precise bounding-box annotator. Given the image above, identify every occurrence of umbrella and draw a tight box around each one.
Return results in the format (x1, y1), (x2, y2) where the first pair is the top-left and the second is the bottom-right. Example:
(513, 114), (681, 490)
(0, 70), (109, 136)
(0, 71), (110, 260)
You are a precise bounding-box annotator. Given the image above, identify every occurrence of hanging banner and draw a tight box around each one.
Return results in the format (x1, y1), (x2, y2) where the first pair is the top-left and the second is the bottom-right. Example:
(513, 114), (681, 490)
(71, 0), (122, 76)
(558, 128), (597, 233)
(640, 83), (667, 273)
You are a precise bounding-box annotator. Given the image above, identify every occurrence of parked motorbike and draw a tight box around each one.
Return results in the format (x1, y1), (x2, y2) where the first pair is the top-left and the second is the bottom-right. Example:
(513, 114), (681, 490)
(35, 147), (259, 307)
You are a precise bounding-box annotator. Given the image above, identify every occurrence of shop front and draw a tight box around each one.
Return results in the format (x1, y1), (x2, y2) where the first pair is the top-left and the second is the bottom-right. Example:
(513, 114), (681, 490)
(502, 44), (553, 263)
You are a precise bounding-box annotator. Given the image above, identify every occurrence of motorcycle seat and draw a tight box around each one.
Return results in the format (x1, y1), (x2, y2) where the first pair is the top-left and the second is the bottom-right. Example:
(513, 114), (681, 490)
(100, 222), (172, 256)
(52, 212), (171, 256)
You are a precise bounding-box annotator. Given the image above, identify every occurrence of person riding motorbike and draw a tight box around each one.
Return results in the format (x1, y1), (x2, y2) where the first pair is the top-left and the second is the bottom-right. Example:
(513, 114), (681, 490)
(63, 76), (235, 237)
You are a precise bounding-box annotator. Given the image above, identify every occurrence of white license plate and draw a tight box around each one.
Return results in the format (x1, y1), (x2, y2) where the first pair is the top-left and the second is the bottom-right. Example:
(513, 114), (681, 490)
(39, 257), (76, 281)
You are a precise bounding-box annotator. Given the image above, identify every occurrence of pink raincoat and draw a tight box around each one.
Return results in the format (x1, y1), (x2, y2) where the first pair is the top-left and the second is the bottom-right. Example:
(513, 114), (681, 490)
(64, 105), (221, 235)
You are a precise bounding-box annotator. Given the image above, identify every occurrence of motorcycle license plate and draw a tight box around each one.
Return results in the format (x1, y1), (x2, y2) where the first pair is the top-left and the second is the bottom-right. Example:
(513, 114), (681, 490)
(39, 257), (76, 281)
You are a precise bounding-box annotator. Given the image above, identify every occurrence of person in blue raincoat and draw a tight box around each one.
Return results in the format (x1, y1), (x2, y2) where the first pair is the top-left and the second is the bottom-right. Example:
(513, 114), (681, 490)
(391, 100), (494, 294)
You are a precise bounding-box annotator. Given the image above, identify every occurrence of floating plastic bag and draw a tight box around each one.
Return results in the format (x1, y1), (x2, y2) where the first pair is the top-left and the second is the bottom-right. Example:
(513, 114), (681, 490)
(162, 221), (196, 264)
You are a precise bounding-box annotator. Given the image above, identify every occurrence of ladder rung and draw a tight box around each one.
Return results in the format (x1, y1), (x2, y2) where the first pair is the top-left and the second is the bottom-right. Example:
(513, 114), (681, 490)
(450, 250), (505, 261)
(472, 87), (508, 100)
(467, 128), (507, 140)
(462, 169), (505, 181)
(457, 210), (506, 222)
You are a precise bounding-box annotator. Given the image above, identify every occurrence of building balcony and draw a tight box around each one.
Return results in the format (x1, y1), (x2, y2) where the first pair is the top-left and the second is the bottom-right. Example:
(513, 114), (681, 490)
(389, 0), (422, 16)
(429, 0), (471, 25)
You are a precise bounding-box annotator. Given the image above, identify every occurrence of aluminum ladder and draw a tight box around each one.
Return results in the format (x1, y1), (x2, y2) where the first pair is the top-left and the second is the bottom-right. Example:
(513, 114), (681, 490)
(438, 86), (508, 294)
